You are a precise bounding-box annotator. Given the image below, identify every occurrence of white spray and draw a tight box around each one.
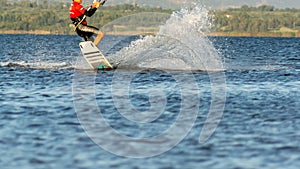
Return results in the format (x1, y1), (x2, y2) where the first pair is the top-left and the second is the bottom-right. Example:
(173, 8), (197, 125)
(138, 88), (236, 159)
(110, 4), (224, 71)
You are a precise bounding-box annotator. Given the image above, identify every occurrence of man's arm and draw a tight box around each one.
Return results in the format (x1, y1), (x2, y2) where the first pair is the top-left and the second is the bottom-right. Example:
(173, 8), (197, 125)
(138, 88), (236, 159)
(85, 1), (101, 17)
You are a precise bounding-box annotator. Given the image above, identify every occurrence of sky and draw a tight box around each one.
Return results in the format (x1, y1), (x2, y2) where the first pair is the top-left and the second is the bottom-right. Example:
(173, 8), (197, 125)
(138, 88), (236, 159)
(202, 0), (300, 9)
(20, 0), (300, 9)
(94, 0), (300, 9)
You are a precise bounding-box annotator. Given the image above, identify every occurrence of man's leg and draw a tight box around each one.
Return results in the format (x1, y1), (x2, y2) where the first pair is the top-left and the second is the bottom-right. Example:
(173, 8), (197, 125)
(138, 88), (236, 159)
(77, 24), (104, 45)
(93, 30), (104, 46)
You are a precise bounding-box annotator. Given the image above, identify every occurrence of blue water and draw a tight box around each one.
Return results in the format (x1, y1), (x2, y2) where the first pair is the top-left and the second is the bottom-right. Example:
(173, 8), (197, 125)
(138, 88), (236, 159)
(0, 34), (299, 169)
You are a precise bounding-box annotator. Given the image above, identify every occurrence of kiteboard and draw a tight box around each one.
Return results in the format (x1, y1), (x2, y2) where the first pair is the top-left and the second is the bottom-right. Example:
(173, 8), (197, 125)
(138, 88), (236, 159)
(79, 41), (115, 70)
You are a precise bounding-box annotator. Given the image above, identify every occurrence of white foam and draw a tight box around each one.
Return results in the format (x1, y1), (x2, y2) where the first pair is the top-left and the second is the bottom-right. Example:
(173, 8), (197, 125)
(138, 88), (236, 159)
(0, 61), (74, 70)
(110, 4), (224, 71)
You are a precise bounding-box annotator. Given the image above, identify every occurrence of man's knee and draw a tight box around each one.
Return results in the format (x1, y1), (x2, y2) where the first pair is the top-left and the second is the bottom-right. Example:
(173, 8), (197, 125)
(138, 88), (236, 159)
(98, 30), (104, 37)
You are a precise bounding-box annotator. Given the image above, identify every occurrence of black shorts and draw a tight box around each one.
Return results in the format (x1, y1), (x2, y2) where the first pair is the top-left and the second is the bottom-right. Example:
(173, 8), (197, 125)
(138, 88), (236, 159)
(76, 24), (100, 41)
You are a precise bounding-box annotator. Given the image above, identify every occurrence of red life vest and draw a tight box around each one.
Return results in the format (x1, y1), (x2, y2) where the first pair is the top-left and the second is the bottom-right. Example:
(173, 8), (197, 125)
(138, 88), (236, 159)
(69, 1), (87, 25)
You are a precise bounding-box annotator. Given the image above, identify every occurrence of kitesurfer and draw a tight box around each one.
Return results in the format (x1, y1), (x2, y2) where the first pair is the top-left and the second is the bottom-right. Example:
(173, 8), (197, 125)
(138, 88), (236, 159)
(70, 0), (106, 46)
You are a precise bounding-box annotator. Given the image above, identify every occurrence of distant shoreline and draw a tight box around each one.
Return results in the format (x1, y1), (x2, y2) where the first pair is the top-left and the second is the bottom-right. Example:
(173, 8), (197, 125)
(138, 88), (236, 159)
(208, 32), (300, 38)
(1, 30), (300, 37)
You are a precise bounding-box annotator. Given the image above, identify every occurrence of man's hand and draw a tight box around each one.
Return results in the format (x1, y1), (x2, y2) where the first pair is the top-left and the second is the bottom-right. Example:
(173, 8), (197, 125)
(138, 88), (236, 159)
(92, 1), (100, 8)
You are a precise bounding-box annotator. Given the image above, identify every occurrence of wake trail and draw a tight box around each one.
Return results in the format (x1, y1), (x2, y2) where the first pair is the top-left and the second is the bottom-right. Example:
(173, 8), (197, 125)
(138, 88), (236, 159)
(0, 61), (75, 70)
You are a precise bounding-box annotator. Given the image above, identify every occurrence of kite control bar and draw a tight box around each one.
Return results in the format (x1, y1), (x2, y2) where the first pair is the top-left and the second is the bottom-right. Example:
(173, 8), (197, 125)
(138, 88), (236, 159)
(94, 0), (107, 5)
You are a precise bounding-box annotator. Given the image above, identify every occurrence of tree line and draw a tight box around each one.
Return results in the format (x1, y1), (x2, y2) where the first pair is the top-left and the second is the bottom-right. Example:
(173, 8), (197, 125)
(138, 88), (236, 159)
(0, 0), (299, 35)
(212, 5), (300, 36)
(0, 0), (172, 34)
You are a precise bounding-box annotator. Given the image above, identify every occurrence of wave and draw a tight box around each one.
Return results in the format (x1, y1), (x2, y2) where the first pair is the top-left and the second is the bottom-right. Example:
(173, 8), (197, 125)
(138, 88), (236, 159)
(227, 65), (289, 71)
(0, 61), (75, 70)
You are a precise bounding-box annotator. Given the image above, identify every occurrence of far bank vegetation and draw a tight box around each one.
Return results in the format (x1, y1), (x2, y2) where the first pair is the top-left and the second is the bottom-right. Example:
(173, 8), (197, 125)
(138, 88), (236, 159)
(0, 0), (299, 37)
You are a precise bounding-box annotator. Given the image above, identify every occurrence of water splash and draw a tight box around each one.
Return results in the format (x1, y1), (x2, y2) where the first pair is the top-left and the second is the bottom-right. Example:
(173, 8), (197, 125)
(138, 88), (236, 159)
(110, 5), (224, 71)
(0, 61), (74, 70)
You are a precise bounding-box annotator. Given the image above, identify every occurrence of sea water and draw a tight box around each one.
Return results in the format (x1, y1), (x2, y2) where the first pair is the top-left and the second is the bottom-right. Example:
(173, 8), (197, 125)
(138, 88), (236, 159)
(1, 6), (300, 169)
